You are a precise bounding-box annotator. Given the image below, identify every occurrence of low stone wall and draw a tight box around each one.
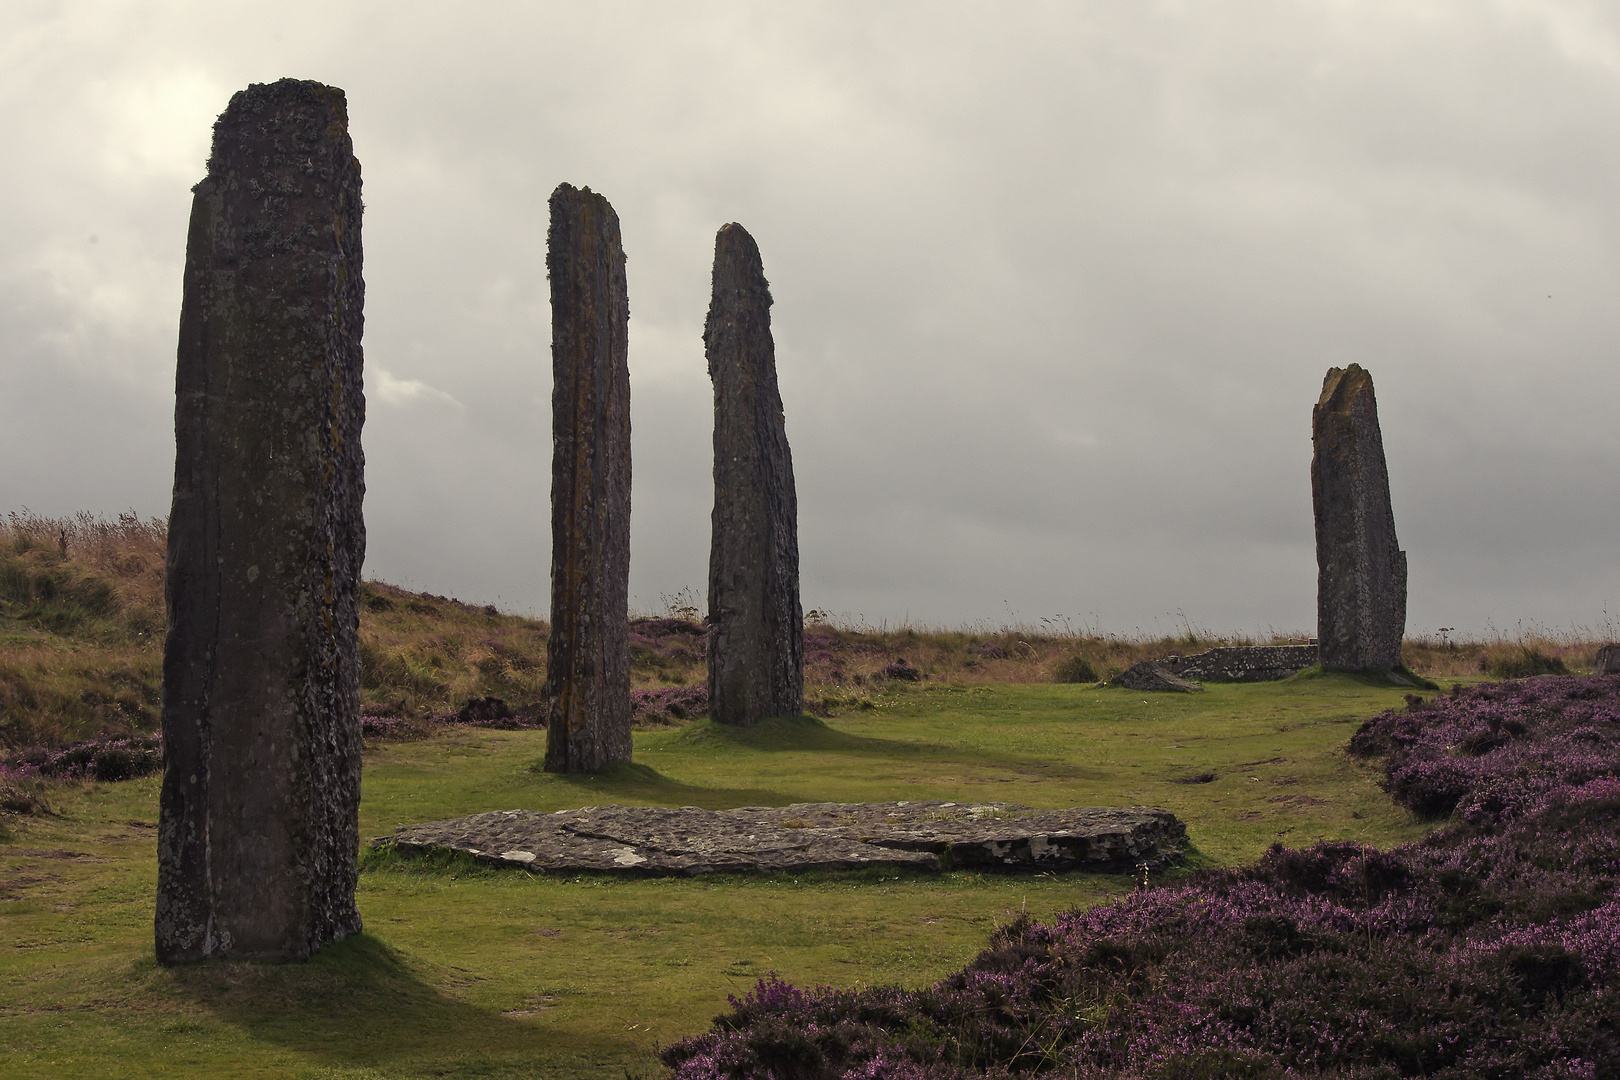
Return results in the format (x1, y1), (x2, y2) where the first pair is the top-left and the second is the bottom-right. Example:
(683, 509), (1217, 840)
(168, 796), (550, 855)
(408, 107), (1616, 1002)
(1160, 645), (1319, 683)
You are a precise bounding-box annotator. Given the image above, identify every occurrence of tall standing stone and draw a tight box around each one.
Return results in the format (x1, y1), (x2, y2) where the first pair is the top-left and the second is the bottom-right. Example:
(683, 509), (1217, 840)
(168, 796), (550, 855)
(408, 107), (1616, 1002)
(544, 184), (632, 772)
(706, 224), (803, 724)
(157, 79), (366, 963)
(1312, 364), (1407, 673)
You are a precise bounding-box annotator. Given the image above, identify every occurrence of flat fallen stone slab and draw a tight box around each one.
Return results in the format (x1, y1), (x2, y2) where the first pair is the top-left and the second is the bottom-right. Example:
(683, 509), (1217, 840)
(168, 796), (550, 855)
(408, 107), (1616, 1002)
(1110, 661), (1203, 693)
(377, 801), (1186, 876)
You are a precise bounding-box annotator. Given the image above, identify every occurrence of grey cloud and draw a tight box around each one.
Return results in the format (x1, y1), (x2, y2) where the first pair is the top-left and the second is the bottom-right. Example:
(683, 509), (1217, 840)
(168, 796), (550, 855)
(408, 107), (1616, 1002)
(3, 1), (1618, 636)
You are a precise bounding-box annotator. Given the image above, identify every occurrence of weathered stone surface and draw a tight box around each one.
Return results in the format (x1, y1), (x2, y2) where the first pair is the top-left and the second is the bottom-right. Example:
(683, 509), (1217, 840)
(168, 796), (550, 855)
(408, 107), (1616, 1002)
(1110, 662), (1203, 693)
(380, 801), (1185, 875)
(1161, 645), (1319, 683)
(544, 184), (632, 772)
(158, 79), (365, 964)
(706, 224), (803, 725)
(1596, 645), (1620, 675)
(1312, 365), (1407, 673)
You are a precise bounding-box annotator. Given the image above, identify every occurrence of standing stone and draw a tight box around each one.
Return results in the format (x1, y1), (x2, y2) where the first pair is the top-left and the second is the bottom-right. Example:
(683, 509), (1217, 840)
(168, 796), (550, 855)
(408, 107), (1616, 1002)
(157, 79), (365, 963)
(544, 184), (632, 772)
(1595, 644), (1620, 675)
(1311, 364), (1407, 673)
(706, 224), (803, 724)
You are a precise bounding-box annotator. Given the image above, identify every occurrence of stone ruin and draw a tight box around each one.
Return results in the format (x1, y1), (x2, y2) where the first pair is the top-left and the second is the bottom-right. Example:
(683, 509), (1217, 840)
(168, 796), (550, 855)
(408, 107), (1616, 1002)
(157, 79), (365, 963)
(1312, 365), (1407, 674)
(1109, 645), (1320, 693)
(705, 224), (804, 724)
(1163, 644), (1320, 682)
(543, 183), (633, 772)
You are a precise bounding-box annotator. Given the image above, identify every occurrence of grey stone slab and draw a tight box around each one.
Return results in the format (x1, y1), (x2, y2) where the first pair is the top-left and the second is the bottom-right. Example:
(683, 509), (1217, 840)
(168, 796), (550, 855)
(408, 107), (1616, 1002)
(379, 801), (1186, 876)
(158, 78), (365, 964)
(706, 223), (803, 725)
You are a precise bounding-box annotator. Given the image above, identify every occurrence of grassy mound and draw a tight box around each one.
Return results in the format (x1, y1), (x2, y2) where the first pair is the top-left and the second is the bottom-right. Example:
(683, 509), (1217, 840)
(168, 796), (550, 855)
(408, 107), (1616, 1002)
(0, 511), (165, 748)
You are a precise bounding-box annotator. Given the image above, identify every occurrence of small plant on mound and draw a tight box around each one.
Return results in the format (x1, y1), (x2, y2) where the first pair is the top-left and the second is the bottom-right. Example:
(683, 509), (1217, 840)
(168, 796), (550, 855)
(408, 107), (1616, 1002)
(0, 764), (51, 816)
(879, 659), (922, 682)
(1051, 654), (1098, 683)
(662, 675), (1620, 1078)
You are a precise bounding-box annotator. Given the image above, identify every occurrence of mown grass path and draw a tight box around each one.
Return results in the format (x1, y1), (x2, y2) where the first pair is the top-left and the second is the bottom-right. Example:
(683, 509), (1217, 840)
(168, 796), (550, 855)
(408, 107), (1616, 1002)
(2, 676), (1427, 1078)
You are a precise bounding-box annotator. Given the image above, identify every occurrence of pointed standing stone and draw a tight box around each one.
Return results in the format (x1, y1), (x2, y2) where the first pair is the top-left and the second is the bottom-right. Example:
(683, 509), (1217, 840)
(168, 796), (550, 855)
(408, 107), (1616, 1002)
(706, 224), (803, 724)
(544, 184), (632, 771)
(157, 79), (366, 963)
(1311, 364), (1407, 673)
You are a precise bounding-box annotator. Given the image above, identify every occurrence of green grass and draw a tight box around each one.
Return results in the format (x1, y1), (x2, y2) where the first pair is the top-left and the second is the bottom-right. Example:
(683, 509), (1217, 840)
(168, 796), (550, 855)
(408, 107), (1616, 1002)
(1, 675), (1430, 1078)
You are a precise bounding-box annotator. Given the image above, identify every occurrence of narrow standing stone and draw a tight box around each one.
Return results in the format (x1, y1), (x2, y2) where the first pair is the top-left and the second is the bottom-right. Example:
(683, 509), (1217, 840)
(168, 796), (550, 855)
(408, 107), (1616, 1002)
(544, 184), (632, 771)
(1311, 364), (1407, 673)
(706, 224), (803, 724)
(157, 79), (366, 963)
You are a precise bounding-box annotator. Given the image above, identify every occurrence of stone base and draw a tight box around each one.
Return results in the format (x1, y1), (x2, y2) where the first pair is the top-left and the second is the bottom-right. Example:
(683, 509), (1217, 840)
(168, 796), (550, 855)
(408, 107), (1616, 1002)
(1110, 662), (1203, 693)
(1161, 645), (1319, 683)
(377, 801), (1186, 876)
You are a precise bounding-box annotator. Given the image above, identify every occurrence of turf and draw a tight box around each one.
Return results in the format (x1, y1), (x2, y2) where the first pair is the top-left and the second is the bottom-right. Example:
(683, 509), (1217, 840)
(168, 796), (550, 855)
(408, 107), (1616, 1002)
(1, 676), (1427, 1078)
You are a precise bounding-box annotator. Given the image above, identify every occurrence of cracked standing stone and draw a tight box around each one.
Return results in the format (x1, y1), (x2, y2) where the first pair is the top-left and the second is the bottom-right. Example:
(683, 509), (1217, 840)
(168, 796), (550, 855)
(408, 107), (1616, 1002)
(544, 184), (633, 771)
(1312, 364), (1407, 673)
(157, 79), (365, 963)
(706, 224), (803, 724)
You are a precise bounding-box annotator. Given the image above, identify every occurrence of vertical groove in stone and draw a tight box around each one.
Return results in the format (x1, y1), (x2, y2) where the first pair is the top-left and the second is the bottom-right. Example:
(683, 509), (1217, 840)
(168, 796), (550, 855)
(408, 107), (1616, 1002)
(706, 223), (803, 724)
(543, 183), (632, 772)
(1311, 364), (1407, 673)
(157, 78), (365, 963)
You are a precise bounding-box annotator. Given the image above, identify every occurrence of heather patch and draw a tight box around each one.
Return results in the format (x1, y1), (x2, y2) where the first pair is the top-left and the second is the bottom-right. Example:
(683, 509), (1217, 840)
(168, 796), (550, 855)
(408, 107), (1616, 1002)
(631, 616), (708, 685)
(633, 684), (711, 727)
(4, 733), (162, 782)
(1348, 675), (1620, 820)
(661, 677), (1620, 1079)
(360, 695), (548, 741)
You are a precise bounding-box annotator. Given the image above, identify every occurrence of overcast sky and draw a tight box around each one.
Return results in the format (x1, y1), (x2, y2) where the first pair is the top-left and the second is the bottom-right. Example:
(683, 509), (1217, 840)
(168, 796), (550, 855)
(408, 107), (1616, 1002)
(3, 1), (1618, 638)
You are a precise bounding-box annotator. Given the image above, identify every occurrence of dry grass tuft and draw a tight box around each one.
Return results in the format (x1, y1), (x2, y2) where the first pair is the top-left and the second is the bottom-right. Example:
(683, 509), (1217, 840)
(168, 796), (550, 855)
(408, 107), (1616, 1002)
(1401, 631), (1602, 679)
(2, 508), (167, 614)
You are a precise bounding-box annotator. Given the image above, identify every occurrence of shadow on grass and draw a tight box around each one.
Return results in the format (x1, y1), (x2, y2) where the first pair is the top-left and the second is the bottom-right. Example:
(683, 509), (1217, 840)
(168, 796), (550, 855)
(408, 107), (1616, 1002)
(546, 759), (808, 809)
(1284, 664), (1440, 691)
(678, 714), (929, 754)
(674, 715), (1108, 782)
(147, 932), (634, 1074)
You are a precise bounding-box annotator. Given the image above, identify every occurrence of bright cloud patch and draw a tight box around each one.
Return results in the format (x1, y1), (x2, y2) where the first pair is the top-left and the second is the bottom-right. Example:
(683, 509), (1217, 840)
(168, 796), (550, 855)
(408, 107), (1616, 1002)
(372, 368), (462, 409)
